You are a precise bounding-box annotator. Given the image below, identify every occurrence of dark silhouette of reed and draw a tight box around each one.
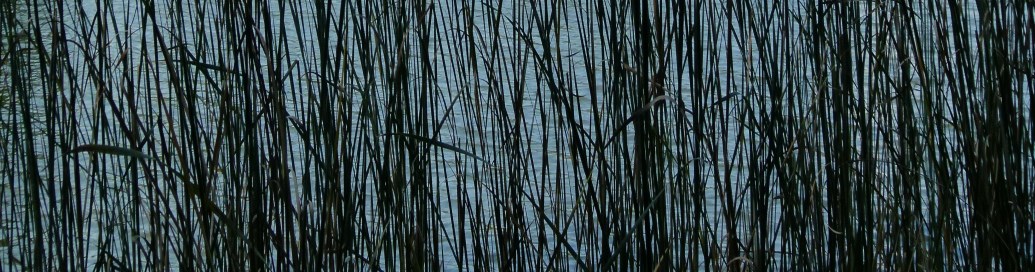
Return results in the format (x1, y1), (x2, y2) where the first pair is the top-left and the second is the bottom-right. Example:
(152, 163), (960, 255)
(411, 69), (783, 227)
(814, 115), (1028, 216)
(0, 0), (1031, 270)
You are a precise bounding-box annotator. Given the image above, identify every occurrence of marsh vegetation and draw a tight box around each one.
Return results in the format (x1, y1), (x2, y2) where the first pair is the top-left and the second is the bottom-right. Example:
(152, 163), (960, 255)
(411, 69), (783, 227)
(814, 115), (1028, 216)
(1, 0), (1032, 271)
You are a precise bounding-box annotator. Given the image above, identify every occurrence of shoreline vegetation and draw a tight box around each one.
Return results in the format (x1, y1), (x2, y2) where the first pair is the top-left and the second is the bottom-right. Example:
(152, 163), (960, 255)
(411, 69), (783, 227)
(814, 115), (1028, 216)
(2, 0), (1032, 271)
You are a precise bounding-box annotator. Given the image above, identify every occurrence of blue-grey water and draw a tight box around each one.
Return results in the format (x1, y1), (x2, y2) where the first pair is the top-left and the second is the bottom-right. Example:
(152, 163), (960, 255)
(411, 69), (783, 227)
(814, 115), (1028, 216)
(2, 0), (1026, 271)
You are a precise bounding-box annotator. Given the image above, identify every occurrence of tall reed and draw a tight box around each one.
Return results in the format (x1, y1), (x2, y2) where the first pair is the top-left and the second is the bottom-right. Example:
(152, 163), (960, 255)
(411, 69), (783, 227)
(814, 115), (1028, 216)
(0, 0), (1031, 271)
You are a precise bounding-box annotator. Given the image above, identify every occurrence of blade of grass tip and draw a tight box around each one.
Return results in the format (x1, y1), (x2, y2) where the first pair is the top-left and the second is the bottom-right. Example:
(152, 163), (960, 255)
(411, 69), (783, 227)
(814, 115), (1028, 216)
(305, 71), (360, 93)
(383, 133), (488, 163)
(67, 144), (155, 161)
(602, 95), (671, 148)
(66, 144), (234, 233)
(170, 59), (242, 76)
(681, 91), (739, 115)
(67, 144), (179, 179)
(170, 57), (238, 94)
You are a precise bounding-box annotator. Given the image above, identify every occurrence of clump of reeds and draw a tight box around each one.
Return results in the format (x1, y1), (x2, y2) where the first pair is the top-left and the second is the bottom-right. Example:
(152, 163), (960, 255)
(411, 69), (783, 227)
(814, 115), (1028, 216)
(0, 0), (1031, 271)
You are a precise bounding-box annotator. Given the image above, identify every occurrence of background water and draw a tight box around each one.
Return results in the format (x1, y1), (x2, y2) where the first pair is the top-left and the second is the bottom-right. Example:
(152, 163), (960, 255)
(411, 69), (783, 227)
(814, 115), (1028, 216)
(2, 0), (1031, 271)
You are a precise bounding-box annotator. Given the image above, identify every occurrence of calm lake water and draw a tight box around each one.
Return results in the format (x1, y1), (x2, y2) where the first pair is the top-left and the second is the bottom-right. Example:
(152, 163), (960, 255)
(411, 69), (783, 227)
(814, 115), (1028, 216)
(3, 0), (1027, 270)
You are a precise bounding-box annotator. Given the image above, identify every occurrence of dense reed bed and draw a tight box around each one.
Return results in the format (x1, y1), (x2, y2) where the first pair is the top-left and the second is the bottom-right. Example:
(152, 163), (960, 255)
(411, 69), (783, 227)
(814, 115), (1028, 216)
(1, 0), (1032, 270)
